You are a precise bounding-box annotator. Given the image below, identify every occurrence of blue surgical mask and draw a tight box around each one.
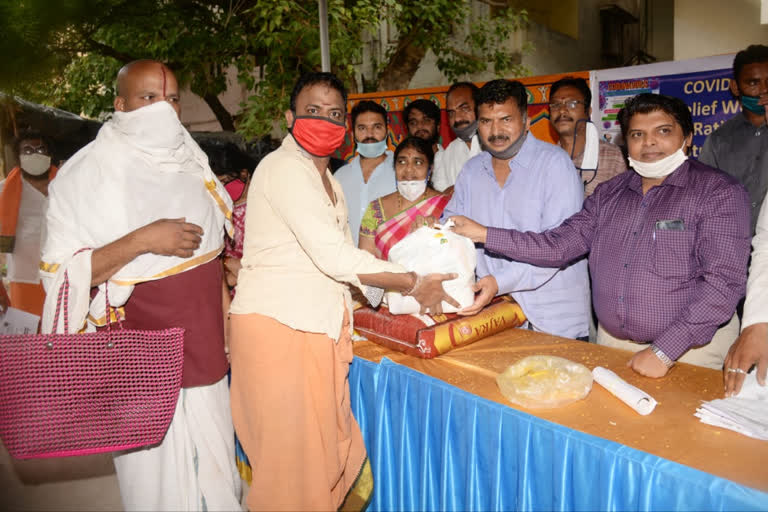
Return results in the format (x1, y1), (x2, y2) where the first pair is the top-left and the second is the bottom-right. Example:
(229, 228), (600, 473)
(742, 94), (766, 115)
(357, 139), (388, 158)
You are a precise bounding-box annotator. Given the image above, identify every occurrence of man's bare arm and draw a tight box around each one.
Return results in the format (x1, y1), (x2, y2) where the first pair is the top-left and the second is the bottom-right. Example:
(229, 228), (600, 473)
(90, 218), (204, 286)
(358, 271), (460, 315)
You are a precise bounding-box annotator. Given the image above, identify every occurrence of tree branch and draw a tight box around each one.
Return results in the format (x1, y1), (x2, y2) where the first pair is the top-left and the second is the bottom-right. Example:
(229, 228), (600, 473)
(447, 47), (484, 62)
(82, 36), (136, 63)
(375, 34), (427, 91)
(475, 0), (510, 7)
(203, 93), (236, 131)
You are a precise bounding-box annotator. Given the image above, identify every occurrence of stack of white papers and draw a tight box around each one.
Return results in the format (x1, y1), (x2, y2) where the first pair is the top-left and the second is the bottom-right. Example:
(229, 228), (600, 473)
(695, 372), (768, 441)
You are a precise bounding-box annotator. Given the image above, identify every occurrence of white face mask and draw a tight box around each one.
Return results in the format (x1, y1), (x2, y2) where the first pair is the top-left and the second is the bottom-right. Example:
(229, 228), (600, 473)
(628, 142), (688, 179)
(112, 101), (184, 150)
(397, 180), (427, 202)
(20, 153), (52, 176)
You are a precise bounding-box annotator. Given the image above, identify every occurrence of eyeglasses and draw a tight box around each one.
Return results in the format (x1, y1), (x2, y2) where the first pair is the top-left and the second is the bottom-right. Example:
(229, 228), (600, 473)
(20, 146), (49, 156)
(548, 100), (586, 111)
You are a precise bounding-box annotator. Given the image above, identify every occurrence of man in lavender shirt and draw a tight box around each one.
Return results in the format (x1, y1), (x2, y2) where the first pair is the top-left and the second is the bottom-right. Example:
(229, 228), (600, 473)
(442, 79), (590, 340)
(450, 93), (751, 378)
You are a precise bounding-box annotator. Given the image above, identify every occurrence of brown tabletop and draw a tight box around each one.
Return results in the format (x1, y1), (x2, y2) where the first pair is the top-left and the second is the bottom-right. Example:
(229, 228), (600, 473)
(353, 328), (768, 493)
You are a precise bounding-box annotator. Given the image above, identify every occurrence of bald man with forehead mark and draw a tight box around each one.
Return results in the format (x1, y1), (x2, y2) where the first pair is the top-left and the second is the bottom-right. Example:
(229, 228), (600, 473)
(114, 59), (181, 116)
(88, 60), (198, 288)
(41, 60), (241, 510)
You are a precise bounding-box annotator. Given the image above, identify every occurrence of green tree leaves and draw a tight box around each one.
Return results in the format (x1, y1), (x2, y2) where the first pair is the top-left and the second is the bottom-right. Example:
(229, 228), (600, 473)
(0, 0), (531, 140)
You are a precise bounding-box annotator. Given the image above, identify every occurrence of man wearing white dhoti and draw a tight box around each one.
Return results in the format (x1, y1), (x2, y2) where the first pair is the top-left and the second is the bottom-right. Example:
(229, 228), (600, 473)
(39, 60), (241, 511)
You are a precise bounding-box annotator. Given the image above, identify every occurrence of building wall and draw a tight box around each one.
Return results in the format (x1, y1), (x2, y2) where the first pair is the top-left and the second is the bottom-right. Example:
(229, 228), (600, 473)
(674, 0), (768, 60)
(407, 0), (609, 89)
(519, 0), (604, 78)
(647, 0), (674, 62)
(179, 65), (253, 132)
(179, 0), (695, 134)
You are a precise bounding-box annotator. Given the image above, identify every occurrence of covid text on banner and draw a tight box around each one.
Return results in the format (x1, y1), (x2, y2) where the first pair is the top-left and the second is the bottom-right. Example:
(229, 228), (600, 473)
(660, 69), (740, 159)
(592, 55), (740, 161)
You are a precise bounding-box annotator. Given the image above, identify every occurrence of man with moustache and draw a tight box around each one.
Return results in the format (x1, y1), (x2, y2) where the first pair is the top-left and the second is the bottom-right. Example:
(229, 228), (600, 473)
(549, 77), (627, 197)
(0, 131), (58, 318)
(442, 79), (590, 340)
(335, 100), (396, 244)
(41, 60), (241, 511)
(404, 98), (444, 167)
(450, 93), (750, 377)
(432, 82), (482, 192)
(700, 44), (768, 235)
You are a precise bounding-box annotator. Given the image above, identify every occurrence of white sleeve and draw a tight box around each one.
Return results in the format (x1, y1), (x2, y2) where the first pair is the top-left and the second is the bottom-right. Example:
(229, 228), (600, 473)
(743, 193), (768, 330)
(431, 150), (450, 193)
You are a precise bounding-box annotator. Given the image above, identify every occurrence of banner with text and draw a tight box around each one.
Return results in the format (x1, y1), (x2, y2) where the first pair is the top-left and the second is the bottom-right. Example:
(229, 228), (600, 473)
(591, 54), (738, 159)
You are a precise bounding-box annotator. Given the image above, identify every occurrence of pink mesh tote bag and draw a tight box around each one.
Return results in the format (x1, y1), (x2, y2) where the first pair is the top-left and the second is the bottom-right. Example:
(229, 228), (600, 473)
(0, 271), (184, 459)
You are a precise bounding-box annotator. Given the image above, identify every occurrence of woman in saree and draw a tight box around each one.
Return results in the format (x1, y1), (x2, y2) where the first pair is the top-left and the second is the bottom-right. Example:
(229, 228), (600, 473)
(207, 143), (256, 490)
(359, 136), (452, 260)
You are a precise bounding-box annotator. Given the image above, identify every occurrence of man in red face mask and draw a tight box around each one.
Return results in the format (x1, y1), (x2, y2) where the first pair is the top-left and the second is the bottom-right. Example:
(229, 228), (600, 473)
(228, 72), (458, 511)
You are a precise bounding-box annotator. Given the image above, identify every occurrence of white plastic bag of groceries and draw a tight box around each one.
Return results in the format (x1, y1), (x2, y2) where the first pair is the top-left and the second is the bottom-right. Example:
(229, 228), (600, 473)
(386, 222), (476, 314)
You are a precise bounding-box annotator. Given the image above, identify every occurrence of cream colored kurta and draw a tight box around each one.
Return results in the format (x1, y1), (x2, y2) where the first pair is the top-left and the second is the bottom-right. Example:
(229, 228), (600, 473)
(230, 134), (405, 341)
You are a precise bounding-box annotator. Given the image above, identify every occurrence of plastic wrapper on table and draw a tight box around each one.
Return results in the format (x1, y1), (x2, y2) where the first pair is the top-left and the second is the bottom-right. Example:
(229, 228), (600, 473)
(496, 355), (593, 409)
(353, 297), (525, 358)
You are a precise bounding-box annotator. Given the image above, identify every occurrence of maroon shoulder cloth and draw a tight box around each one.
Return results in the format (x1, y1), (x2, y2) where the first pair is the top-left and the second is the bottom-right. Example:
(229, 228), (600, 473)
(120, 258), (229, 388)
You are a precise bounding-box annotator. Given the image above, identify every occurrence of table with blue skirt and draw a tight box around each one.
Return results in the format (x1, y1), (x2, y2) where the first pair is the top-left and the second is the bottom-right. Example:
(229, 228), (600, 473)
(349, 329), (768, 511)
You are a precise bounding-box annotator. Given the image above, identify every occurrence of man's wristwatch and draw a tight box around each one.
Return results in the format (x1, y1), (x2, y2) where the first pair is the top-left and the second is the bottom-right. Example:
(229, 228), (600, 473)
(650, 344), (675, 368)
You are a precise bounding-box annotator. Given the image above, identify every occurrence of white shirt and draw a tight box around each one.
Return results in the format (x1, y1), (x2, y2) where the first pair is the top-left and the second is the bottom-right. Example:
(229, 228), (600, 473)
(334, 151), (395, 245)
(743, 192), (768, 330)
(0, 177), (46, 284)
(432, 135), (481, 192)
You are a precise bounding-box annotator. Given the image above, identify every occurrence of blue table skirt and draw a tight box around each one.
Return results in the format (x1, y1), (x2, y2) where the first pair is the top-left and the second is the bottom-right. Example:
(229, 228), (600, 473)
(349, 357), (768, 511)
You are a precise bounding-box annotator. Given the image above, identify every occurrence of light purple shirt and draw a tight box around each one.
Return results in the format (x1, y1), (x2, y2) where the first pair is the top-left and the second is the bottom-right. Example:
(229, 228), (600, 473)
(442, 133), (590, 338)
(485, 159), (751, 360)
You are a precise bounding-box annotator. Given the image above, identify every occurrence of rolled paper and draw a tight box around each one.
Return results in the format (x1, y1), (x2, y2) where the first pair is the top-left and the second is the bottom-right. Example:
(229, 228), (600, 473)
(592, 367), (658, 415)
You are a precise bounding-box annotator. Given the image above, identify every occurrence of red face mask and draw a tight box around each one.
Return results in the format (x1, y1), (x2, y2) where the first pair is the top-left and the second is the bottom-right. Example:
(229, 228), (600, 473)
(290, 115), (347, 157)
(224, 179), (246, 201)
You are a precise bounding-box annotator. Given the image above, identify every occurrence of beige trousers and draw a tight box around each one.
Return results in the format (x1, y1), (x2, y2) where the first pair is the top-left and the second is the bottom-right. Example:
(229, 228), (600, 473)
(596, 314), (739, 370)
